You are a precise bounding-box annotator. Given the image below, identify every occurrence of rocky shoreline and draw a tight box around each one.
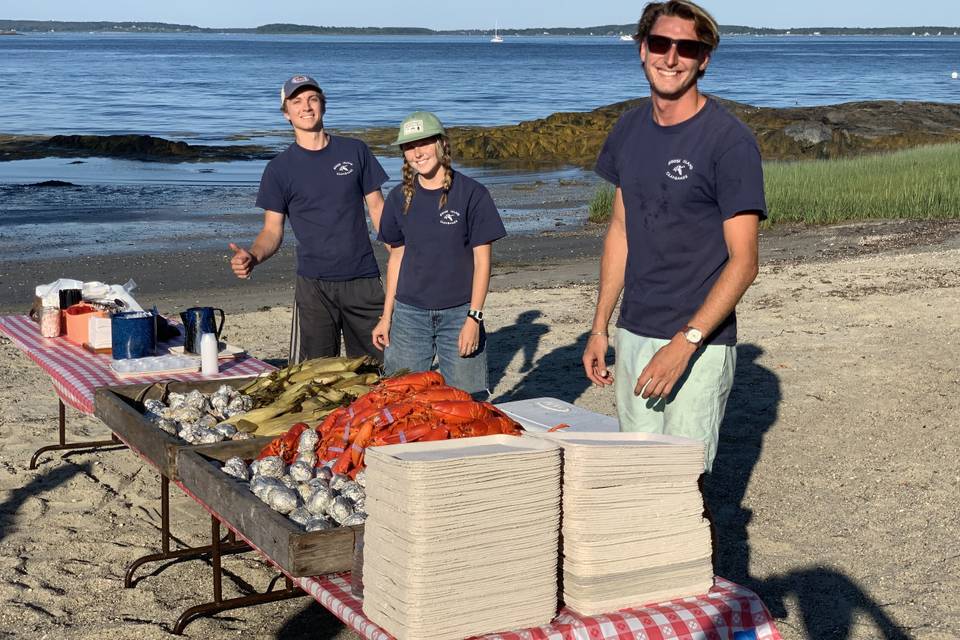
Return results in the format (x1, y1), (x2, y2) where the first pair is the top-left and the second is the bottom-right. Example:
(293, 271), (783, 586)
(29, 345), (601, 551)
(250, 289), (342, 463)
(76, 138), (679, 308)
(2, 99), (959, 165)
(0, 134), (275, 163)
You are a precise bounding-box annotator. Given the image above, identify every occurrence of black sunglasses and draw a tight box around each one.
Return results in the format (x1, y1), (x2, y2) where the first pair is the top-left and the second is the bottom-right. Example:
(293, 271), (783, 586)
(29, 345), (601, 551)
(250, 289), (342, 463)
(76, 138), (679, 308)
(645, 34), (707, 59)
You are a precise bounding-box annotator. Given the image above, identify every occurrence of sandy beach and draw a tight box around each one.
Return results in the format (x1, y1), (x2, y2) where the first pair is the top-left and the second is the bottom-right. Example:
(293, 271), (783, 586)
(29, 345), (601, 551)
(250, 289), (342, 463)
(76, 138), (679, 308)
(1, 210), (959, 639)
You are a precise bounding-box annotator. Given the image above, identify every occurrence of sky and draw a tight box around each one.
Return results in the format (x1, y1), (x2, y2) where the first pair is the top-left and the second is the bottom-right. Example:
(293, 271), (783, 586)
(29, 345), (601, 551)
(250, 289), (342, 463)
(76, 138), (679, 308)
(1, 0), (957, 30)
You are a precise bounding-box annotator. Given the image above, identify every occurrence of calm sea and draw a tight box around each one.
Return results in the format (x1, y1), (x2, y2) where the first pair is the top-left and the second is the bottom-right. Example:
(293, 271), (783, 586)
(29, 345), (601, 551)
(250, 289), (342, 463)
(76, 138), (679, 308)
(1, 33), (959, 256)
(2, 33), (960, 141)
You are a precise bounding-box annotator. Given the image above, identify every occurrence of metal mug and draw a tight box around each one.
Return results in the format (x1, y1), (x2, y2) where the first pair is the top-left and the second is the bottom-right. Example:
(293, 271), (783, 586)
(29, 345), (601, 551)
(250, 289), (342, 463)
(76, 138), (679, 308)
(179, 307), (225, 354)
(111, 311), (157, 360)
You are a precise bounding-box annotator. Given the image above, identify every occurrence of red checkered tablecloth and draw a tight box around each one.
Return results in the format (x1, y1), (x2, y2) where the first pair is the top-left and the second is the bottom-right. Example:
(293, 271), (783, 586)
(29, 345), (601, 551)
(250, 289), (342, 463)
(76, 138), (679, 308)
(0, 314), (275, 414)
(296, 573), (781, 640)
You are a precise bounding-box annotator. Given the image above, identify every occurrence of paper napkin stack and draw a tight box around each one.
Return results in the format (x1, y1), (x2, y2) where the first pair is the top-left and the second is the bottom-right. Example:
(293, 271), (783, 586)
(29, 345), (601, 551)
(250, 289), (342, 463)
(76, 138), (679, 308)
(542, 432), (714, 615)
(362, 434), (561, 640)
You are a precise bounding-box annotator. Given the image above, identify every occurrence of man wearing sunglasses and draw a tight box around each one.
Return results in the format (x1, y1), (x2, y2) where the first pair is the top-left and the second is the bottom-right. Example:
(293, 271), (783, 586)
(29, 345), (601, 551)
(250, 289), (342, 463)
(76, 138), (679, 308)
(583, 0), (767, 473)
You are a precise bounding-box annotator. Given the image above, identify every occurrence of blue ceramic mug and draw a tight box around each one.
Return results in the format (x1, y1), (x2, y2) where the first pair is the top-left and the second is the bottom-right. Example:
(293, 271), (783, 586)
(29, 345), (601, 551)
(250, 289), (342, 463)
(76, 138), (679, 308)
(111, 311), (157, 360)
(180, 307), (225, 354)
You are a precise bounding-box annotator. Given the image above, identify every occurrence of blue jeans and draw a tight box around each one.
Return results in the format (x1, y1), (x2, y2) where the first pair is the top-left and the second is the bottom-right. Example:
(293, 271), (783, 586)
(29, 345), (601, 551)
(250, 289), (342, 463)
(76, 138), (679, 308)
(384, 301), (489, 395)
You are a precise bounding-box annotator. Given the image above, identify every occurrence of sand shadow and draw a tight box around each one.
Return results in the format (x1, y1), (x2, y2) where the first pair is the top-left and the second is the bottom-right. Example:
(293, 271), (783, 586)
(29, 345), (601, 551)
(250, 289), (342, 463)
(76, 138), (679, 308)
(0, 462), (90, 542)
(492, 330), (603, 404)
(486, 310), (550, 391)
(275, 601), (348, 639)
(758, 568), (912, 640)
(705, 343), (780, 582)
(705, 344), (909, 639)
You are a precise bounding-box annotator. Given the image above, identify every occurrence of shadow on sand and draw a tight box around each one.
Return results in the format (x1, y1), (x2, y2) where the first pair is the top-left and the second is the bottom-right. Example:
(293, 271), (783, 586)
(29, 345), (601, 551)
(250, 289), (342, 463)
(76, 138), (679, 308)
(491, 329), (603, 405)
(0, 462), (90, 542)
(707, 343), (910, 640)
(486, 310), (551, 392)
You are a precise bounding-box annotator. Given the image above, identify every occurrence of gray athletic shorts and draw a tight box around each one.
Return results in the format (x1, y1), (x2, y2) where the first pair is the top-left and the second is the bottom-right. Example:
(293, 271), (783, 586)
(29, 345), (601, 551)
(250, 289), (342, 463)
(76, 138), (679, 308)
(289, 276), (384, 364)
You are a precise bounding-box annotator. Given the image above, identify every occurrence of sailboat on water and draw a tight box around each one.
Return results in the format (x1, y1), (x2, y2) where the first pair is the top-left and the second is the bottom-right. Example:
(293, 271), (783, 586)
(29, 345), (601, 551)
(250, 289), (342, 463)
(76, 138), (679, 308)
(491, 22), (504, 43)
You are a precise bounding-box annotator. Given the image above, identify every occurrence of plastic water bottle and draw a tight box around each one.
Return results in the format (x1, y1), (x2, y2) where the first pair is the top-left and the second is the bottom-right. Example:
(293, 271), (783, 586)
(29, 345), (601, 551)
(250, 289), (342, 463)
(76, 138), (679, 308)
(200, 332), (219, 376)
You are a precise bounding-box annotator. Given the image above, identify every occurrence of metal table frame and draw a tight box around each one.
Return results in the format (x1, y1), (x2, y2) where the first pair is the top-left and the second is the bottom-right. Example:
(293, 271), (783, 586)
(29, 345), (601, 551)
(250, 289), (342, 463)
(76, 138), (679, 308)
(172, 515), (307, 634)
(30, 398), (123, 469)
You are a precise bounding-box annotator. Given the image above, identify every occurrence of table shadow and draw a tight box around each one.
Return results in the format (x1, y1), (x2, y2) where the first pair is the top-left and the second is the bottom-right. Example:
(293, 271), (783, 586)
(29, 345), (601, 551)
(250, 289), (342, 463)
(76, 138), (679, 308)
(275, 600), (351, 639)
(0, 462), (90, 542)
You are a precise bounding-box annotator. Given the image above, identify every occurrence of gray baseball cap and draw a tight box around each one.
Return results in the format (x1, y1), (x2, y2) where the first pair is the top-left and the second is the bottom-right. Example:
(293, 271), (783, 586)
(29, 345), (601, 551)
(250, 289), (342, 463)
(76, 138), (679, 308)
(280, 75), (322, 107)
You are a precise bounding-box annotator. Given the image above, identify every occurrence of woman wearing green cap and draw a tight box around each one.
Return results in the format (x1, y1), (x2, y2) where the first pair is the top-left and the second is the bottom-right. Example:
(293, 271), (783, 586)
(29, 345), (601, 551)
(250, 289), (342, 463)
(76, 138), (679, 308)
(371, 112), (506, 395)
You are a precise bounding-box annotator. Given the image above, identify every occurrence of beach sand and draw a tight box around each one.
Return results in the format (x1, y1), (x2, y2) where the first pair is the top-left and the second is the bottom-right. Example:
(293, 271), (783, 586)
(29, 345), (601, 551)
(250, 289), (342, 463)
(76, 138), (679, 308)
(1, 217), (959, 639)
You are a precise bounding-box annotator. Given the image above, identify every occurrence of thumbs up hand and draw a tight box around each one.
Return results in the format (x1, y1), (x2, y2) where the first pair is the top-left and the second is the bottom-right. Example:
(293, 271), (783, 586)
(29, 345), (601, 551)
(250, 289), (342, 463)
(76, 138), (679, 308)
(229, 242), (256, 279)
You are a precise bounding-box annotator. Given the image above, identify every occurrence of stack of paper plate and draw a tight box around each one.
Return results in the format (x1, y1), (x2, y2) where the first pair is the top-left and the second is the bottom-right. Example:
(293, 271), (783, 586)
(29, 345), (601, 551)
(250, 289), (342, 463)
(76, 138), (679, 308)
(362, 434), (561, 640)
(541, 431), (713, 615)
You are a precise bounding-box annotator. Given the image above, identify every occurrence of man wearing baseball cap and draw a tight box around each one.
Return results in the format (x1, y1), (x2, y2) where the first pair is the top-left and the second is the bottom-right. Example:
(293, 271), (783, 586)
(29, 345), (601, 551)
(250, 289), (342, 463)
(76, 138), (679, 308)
(229, 75), (389, 362)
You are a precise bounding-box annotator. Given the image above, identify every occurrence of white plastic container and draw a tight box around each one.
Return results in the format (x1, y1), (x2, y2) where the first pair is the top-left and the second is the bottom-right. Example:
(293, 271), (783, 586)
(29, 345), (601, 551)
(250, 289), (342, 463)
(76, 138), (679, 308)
(495, 397), (620, 433)
(200, 332), (219, 376)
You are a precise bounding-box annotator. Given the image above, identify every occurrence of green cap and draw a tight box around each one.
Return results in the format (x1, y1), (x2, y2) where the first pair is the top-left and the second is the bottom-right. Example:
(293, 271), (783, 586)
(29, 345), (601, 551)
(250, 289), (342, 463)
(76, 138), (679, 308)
(394, 111), (446, 145)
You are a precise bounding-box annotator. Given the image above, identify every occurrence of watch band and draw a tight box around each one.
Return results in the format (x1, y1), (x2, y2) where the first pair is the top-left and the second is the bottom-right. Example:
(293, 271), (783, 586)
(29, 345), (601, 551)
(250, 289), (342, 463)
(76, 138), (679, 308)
(467, 309), (484, 322)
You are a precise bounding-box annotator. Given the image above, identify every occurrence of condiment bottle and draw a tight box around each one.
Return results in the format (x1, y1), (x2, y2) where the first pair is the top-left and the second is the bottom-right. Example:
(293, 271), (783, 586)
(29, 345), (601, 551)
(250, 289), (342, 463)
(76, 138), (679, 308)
(200, 332), (219, 375)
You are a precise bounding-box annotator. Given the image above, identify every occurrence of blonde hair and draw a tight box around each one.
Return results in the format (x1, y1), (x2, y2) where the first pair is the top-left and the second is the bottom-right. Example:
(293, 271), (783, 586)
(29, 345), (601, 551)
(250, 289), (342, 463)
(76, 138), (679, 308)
(402, 136), (453, 214)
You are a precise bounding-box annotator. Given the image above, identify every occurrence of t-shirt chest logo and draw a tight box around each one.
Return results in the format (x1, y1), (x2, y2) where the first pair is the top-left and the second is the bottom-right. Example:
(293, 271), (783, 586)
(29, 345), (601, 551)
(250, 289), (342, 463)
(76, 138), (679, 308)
(666, 158), (694, 181)
(333, 161), (354, 176)
(439, 209), (461, 225)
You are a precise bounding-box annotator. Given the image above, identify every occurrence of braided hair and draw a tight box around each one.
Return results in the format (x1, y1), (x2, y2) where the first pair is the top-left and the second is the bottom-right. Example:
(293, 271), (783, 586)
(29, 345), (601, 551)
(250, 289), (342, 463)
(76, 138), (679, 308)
(402, 136), (453, 214)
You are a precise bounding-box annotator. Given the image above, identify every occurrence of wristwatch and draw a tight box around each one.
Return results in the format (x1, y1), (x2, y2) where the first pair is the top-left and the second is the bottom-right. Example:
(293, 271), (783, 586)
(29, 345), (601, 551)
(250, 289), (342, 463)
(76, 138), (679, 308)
(680, 325), (703, 348)
(467, 309), (484, 323)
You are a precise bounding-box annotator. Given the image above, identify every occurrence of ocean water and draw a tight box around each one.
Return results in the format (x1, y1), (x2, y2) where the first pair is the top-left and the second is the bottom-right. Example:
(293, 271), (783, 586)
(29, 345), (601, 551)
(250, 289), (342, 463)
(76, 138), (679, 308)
(2, 33), (959, 141)
(1, 33), (959, 252)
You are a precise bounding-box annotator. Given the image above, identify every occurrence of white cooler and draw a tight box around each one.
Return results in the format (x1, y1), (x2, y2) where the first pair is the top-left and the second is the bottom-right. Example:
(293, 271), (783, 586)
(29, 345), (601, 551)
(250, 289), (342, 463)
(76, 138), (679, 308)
(496, 397), (619, 433)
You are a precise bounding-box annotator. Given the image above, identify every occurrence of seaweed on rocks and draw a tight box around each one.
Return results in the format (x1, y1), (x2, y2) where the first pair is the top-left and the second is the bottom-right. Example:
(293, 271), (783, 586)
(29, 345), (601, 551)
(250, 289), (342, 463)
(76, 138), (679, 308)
(0, 133), (275, 162)
(356, 98), (960, 167)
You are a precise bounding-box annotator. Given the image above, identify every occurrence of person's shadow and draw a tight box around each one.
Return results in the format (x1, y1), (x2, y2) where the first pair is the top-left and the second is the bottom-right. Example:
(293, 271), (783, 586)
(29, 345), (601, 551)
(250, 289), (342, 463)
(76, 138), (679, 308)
(485, 310), (550, 391)
(492, 330), (602, 404)
(706, 344), (910, 639)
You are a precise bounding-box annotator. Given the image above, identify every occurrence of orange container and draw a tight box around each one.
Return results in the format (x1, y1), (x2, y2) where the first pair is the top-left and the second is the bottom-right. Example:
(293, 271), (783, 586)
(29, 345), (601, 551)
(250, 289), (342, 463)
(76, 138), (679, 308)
(64, 304), (105, 345)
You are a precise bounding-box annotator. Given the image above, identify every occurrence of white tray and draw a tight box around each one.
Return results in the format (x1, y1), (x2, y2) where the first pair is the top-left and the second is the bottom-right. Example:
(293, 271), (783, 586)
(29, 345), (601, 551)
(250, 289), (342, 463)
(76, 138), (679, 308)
(110, 354), (200, 377)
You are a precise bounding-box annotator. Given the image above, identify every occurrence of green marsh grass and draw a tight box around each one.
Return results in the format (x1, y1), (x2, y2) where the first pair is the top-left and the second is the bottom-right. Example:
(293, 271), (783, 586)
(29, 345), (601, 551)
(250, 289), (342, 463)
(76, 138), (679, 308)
(587, 144), (960, 225)
(765, 144), (960, 224)
(588, 185), (615, 223)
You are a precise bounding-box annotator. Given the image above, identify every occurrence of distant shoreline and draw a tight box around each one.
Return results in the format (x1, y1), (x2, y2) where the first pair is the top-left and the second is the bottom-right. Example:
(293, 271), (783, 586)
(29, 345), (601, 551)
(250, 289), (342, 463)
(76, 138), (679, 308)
(1, 20), (958, 37)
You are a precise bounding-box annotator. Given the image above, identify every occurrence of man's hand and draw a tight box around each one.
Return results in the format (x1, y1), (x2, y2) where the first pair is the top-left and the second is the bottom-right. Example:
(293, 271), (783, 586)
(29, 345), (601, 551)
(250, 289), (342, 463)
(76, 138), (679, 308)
(583, 333), (614, 386)
(372, 316), (391, 351)
(634, 335), (697, 399)
(459, 319), (480, 357)
(229, 242), (256, 279)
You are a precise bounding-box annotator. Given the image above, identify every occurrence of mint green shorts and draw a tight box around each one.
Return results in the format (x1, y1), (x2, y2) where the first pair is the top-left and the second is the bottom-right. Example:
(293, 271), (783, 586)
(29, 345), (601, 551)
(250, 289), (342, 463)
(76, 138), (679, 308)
(614, 328), (736, 472)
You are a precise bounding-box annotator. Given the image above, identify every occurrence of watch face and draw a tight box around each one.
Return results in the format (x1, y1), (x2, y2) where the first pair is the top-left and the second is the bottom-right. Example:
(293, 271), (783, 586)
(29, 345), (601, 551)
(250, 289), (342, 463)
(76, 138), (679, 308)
(685, 328), (703, 343)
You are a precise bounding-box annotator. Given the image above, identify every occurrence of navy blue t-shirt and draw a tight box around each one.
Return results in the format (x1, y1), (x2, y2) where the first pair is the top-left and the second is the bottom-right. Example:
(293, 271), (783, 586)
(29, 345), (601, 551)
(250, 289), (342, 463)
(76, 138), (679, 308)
(256, 135), (388, 280)
(378, 171), (506, 310)
(595, 99), (767, 346)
